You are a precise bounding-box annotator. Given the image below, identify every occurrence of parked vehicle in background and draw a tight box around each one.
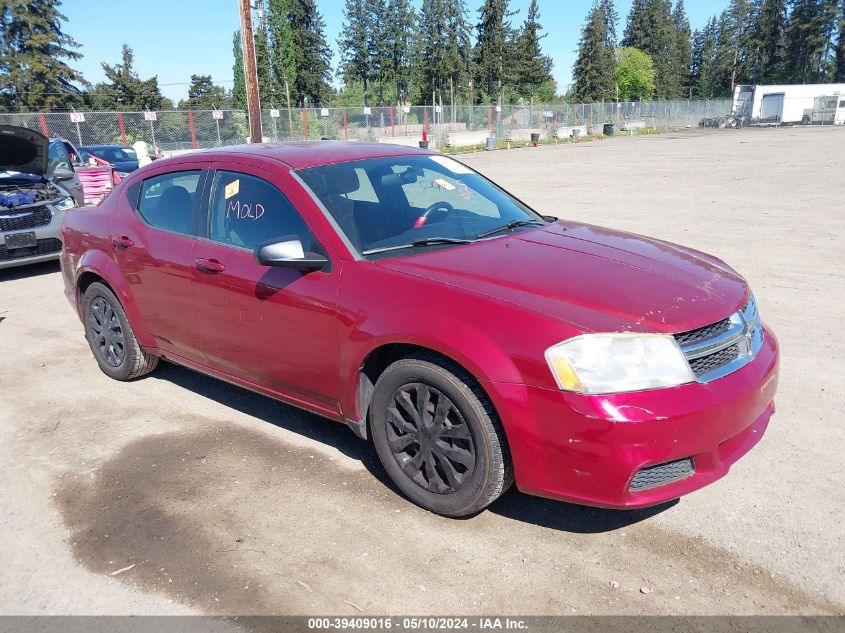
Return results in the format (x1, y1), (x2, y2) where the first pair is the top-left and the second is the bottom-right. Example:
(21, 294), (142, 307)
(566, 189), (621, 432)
(731, 83), (845, 126)
(80, 145), (140, 179)
(802, 96), (845, 125)
(60, 141), (779, 517)
(1, 126), (79, 269)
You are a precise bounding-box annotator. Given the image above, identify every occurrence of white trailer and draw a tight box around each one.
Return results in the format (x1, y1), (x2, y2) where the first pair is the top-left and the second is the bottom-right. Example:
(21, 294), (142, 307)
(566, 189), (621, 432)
(732, 83), (845, 125)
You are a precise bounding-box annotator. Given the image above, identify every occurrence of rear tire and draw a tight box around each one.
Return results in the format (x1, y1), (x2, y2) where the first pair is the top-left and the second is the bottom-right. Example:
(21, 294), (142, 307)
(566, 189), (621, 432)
(369, 354), (512, 517)
(82, 282), (159, 381)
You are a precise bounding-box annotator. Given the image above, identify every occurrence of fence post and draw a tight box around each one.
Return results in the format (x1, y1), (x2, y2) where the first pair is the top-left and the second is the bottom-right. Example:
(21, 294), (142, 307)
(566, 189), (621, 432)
(117, 113), (127, 146)
(38, 114), (49, 137)
(390, 107), (395, 137)
(187, 112), (198, 149)
(301, 108), (308, 140)
(343, 109), (348, 140)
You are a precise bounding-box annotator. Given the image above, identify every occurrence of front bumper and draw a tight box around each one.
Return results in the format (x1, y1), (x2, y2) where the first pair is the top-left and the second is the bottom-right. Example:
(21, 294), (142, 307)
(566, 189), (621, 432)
(0, 208), (65, 270)
(493, 324), (779, 509)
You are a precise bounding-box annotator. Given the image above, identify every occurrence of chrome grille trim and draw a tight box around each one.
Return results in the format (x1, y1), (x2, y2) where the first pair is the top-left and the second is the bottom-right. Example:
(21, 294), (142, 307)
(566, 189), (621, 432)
(675, 296), (763, 383)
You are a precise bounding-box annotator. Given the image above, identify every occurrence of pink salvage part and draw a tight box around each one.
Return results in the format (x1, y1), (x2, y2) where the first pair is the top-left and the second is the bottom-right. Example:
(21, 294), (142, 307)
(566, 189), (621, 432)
(77, 166), (114, 204)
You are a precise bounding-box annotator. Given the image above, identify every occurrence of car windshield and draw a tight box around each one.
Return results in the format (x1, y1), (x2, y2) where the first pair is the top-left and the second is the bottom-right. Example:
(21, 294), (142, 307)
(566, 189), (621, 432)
(296, 155), (543, 257)
(89, 147), (137, 162)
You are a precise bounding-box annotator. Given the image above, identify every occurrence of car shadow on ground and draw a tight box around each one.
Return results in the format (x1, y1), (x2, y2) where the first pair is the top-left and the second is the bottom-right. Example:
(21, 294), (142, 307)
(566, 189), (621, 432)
(154, 361), (676, 534)
(0, 260), (60, 282)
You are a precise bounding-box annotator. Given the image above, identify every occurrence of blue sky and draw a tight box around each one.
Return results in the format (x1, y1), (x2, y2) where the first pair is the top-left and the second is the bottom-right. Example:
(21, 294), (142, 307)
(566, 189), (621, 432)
(61, 0), (729, 104)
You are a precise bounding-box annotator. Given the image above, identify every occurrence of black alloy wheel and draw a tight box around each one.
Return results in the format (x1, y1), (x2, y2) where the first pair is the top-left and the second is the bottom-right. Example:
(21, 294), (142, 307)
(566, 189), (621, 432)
(370, 355), (512, 517)
(386, 383), (476, 494)
(88, 296), (126, 367)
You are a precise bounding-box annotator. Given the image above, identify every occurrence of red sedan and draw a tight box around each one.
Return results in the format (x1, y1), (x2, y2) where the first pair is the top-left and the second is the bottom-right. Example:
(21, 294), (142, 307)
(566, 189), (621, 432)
(60, 142), (779, 517)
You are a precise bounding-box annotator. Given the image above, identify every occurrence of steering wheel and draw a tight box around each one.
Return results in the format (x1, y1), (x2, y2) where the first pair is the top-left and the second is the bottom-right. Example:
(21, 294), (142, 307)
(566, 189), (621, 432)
(413, 201), (455, 229)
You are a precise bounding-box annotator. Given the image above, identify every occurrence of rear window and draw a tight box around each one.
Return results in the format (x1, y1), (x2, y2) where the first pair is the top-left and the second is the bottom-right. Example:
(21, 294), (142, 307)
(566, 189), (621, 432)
(135, 171), (202, 236)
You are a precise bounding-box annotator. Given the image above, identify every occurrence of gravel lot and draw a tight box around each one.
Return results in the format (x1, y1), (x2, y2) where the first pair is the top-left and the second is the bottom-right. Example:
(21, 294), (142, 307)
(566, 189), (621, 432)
(1, 126), (843, 616)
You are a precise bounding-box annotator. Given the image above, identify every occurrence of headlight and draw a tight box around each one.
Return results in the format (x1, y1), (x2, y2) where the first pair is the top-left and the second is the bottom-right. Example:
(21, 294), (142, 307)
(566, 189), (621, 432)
(54, 196), (75, 211)
(545, 334), (695, 394)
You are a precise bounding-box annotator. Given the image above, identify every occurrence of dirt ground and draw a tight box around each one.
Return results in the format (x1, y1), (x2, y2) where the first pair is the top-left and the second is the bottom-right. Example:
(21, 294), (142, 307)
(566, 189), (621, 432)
(1, 126), (843, 617)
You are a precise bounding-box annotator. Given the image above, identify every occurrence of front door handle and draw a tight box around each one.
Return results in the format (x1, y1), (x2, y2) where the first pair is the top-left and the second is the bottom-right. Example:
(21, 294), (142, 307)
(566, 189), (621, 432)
(112, 235), (134, 249)
(195, 257), (226, 274)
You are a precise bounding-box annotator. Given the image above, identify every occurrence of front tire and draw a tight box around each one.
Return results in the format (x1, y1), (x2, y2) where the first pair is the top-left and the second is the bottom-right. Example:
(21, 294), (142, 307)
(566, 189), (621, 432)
(82, 282), (159, 381)
(370, 355), (512, 517)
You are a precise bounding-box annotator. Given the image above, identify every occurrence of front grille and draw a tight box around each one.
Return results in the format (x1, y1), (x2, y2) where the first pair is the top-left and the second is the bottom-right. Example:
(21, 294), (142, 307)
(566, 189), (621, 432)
(0, 237), (62, 262)
(0, 206), (52, 232)
(688, 342), (742, 377)
(630, 457), (695, 492)
(675, 317), (731, 346)
(674, 297), (762, 383)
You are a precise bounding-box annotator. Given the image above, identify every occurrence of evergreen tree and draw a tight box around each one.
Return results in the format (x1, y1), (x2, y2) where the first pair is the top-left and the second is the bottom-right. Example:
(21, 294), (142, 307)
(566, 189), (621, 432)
(0, 0), (87, 111)
(381, 0), (417, 104)
(513, 0), (554, 99)
(444, 0), (474, 105)
(752, 0), (788, 82)
(473, 0), (516, 103)
(338, 0), (375, 96)
(690, 18), (719, 96)
(835, 0), (845, 80)
(572, 0), (617, 102)
(782, 0), (839, 82)
(713, 0), (757, 94)
(180, 75), (229, 110)
(232, 30), (247, 110)
(253, 18), (275, 105)
(266, 0), (297, 108)
(89, 45), (170, 111)
(288, 0), (333, 106)
(671, 0), (693, 97)
(622, 0), (678, 98)
(418, 0), (450, 102)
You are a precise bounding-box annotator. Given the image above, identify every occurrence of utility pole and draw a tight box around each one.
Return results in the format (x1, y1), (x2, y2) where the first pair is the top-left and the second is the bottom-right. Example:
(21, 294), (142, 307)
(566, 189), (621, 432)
(238, 0), (263, 143)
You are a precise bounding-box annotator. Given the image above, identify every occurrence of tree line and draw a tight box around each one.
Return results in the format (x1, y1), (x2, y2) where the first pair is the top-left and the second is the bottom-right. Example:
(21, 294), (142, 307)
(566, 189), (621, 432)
(2, 0), (845, 113)
(573, 0), (845, 102)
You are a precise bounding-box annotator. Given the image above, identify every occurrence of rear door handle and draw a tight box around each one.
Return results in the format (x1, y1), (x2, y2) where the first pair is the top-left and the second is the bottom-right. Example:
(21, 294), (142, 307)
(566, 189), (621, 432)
(112, 235), (134, 249)
(195, 257), (226, 274)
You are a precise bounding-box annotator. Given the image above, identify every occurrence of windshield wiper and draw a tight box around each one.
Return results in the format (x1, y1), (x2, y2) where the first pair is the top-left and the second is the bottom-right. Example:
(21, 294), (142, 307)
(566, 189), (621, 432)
(476, 219), (545, 239)
(361, 237), (475, 256)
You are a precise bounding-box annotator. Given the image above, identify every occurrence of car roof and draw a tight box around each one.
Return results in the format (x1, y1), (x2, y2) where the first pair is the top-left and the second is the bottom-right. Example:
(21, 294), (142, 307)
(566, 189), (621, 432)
(154, 141), (435, 171)
(81, 144), (128, 150)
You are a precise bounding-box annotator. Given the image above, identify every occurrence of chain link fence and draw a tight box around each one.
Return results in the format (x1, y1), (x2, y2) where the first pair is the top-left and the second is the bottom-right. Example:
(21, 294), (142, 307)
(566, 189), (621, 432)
(0, 100), (739, 152)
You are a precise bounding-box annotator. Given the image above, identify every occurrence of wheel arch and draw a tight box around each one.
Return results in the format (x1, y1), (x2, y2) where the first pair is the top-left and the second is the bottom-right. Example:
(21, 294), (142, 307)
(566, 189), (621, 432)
(348, 337), (518, 446)
(74, 251), (156, 348)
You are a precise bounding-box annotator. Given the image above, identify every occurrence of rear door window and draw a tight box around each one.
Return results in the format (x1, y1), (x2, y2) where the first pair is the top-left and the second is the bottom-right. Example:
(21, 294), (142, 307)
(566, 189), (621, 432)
(207, 170), (312, 251)
(137, 170), (202, 236)
(47, 141), (73, 177)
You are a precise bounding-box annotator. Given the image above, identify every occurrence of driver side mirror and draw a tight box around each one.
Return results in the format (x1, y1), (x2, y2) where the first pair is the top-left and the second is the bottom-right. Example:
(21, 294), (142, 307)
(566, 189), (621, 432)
(254, 237), (328, 272)
(53, 167), (75, 182)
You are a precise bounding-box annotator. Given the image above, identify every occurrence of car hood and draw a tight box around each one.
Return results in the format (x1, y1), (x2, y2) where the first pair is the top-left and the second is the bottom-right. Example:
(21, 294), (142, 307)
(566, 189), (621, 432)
(374, 221), (750, 334)
(0, 125), (48, 176)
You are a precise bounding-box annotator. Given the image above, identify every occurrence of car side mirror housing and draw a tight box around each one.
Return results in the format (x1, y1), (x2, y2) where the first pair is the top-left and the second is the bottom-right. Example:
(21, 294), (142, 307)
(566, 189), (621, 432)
(53, 167), (75, 182)
(254, 237), (328, 272)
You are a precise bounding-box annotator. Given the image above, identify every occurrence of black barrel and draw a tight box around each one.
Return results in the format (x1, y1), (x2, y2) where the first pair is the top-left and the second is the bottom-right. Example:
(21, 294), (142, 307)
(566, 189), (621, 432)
(603, 123), (615, 136)
(530, 132), (540, 146)
(419, 140), (429, 149)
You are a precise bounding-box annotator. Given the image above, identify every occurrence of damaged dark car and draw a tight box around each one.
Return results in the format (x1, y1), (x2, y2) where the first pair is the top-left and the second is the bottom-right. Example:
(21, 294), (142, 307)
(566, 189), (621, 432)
(1, 126), (81, 269)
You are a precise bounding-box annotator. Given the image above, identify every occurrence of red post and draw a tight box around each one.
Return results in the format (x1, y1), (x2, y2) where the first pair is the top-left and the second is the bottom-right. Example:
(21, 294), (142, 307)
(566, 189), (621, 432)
(38, 114), (49, 137)
(301, 108), (308, 139)
(390, 107), (395, 137)
(117, 112), (127, 146)
(423, 107), (428, 142)
(511, 106), (516, 125)
(486, 107), (491, 131)
(187, 112), (198, 149)
(343, 108), (348, 140)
